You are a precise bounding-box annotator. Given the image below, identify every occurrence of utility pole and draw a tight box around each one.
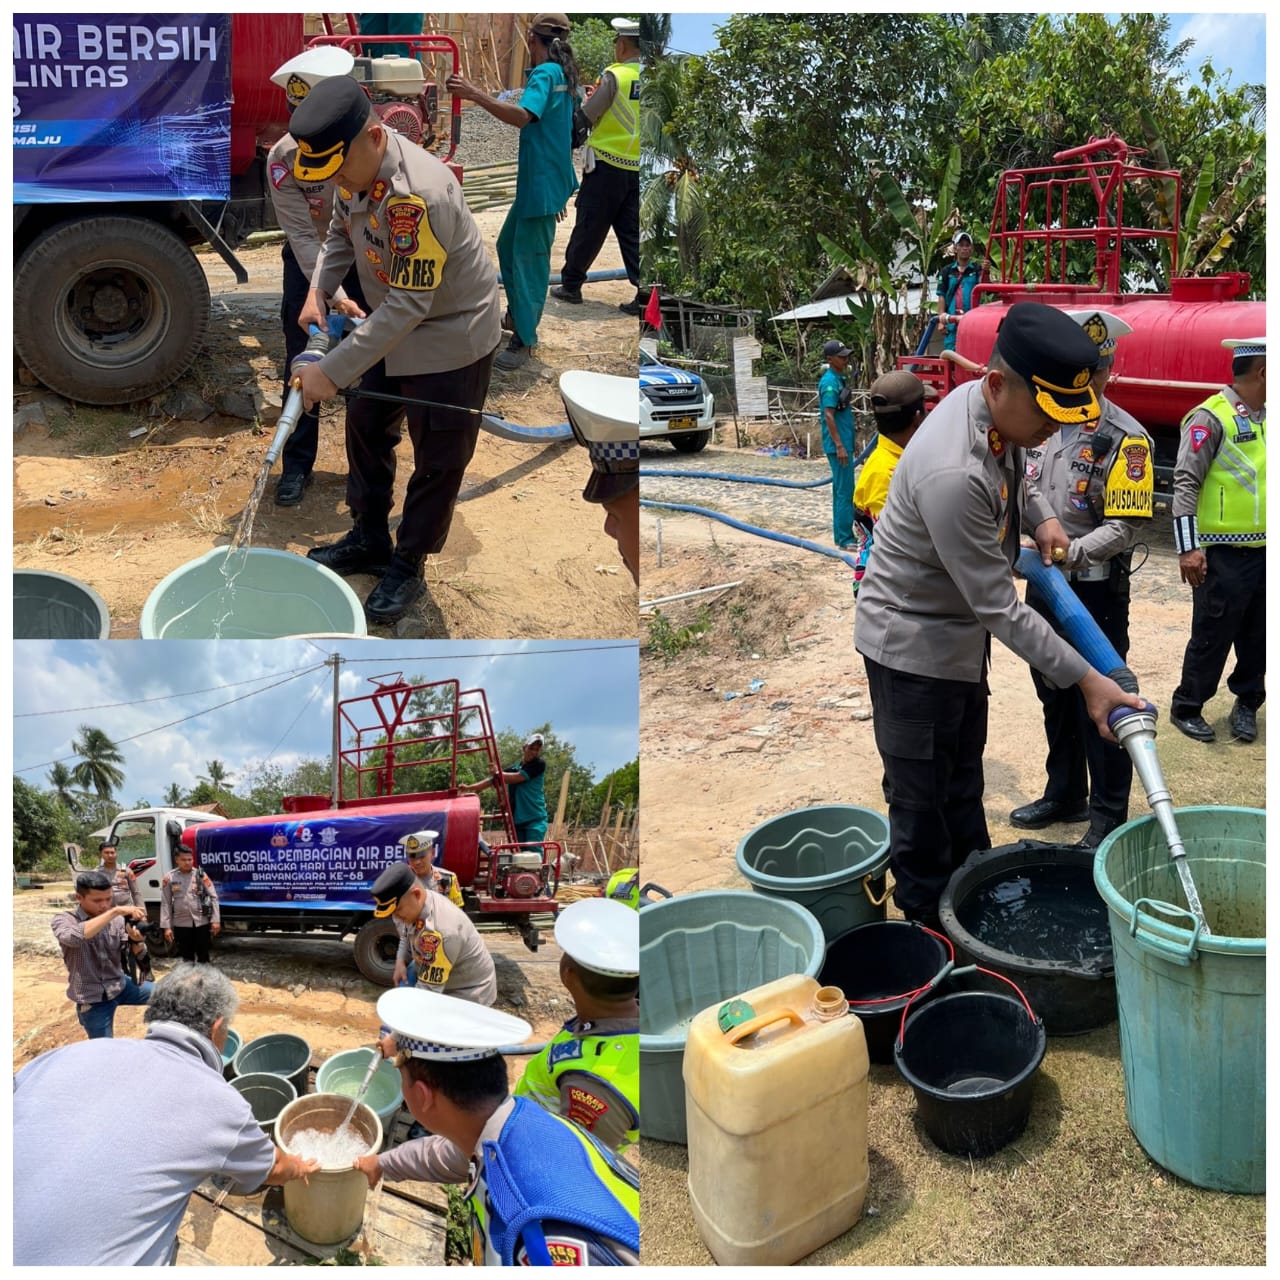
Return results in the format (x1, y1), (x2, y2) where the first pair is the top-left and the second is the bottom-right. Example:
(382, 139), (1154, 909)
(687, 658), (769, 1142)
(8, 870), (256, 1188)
(328, 653), (343, 800)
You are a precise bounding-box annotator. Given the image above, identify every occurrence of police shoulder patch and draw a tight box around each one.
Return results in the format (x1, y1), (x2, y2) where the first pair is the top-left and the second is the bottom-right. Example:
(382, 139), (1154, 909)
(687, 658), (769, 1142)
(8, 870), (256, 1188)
(386, 195), (448, 292)
(1189, 424), (1212, 453)
(269, 162), (290, 189)
(548, 1037), (584, 1067)
(1103, 433), (1153, 518)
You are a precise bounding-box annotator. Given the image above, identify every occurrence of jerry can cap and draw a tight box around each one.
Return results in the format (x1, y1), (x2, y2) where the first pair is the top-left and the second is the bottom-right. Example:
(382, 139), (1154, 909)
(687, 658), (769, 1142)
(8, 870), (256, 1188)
(717, 998), (756, 1034)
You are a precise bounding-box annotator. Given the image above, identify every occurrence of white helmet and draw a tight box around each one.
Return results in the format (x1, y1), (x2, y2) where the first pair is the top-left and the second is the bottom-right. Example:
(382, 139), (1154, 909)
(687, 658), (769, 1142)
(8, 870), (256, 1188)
(270, 46), (356, 109)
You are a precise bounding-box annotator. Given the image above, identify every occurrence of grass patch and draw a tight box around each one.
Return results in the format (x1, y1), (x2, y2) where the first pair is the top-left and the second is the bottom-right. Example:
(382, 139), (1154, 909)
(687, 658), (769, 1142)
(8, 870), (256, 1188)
(47, 406), (146, 455)
(645, 606), (712, 662)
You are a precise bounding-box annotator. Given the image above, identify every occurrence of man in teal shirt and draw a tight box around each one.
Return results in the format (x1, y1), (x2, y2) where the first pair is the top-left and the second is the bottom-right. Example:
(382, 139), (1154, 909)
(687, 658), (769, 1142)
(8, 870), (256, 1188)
(819, 338), (856, 548)
(447, 14), (579, 370)
(936, 230), (983, 353)
(463, 732), (549, 845)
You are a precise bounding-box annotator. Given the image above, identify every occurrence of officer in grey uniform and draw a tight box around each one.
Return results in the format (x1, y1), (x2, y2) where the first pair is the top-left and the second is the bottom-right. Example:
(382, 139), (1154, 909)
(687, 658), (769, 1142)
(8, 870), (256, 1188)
(160, 850), (220, 964)
(372, 862), (498, 1005)
(290, 75), (503, 624)
(1011, 310), (1154, 849)
(98, 843), (143, 911)
(266, 47), (369, 507)
(854, 302), (1145, 927)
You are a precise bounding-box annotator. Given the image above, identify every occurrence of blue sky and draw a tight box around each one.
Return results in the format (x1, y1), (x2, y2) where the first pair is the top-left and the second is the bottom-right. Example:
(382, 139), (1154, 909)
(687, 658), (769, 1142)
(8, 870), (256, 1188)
(12, 640), (639, 804)
(668, 12), (1266, 88)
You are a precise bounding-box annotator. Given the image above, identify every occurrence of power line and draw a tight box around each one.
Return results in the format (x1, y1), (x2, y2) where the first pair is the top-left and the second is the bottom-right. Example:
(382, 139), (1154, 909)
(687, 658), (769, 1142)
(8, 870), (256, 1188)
(259, 673), (325, 765)
(340, 641), (637, 665)
(14, 664), (324, 718)
(15, 666), (325, 775)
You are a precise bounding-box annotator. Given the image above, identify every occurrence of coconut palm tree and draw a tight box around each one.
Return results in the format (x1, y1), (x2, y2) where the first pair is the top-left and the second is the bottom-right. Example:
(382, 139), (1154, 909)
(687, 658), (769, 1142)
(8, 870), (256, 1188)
(71, 726), (125, 803)
(47, 761), (79, 810)
(163, 782), (185, 807)
(199, 760), (233, 794)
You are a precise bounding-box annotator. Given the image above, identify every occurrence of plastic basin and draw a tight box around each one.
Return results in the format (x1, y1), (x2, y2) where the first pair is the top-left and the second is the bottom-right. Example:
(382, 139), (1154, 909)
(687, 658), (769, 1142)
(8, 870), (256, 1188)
(940, 841), (1116, 1036)
(819, 921), (952, 1063)
(233, 1032), (313, 1098)
(639, 889), (825, 1144)
(736, 805), (891, 943)
(221, 1028), (243, 1080)
(1094, 806), (1265, 1193)
(140, 547), (367, 639)
(316, 1048), (404, 1134)
(278, 1094), (383, 1245)
(13, 570), (110, 639)
(231, 1071), (297, 1139)
(895, 991), (1046, 1157)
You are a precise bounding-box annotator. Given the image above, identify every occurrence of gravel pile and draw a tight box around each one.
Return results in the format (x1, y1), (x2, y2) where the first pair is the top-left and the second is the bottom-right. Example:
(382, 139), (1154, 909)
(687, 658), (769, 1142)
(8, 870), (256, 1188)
(449, 101), (520, 170)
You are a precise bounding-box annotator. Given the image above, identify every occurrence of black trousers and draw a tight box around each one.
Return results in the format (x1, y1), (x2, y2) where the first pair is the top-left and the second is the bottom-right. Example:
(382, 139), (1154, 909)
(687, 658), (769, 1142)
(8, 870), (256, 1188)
(280, 244), (366, 478)
(344, 348), (498, 558)
(560, 161), (639, 291)
(1025, 572), (1134, 833)
(174, 924), (212, 964)
(864, 657), (991, 919)
(1171, 545), (1266, 716)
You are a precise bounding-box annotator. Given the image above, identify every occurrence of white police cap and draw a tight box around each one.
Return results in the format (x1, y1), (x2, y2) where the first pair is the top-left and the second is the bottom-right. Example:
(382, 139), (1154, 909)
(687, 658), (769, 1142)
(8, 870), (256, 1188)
(403, 829), (440, 856)
(271, 46), (356, 108)
(611, 17), (641, 38)
(559, 371), (639, 504)
(377, 987), (531, 1062)
(1223, 337), (1266, 358)
(554, 898), (639, 977)
(1064, 309), (1133, 358)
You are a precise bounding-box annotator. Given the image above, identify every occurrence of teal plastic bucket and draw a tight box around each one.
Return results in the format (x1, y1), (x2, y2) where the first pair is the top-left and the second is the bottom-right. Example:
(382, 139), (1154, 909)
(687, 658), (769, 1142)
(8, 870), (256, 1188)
(639, 889), (826, 1144)
(233, 1033), (313, 1099)
(231, 1072), (298, 1139)
(736, 805), (891, 943)
(14, 570), (110, 639)
(222, 1028), (243, 1081)
(140, 548), (367, 639)
(1094, 806), (1265, 1193)
(316, 1048), (404, 1134)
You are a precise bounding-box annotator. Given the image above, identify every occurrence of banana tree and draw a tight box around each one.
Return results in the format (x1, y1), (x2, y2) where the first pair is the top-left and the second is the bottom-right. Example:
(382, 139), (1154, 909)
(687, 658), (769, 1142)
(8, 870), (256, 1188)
(817, 231), (907, 380)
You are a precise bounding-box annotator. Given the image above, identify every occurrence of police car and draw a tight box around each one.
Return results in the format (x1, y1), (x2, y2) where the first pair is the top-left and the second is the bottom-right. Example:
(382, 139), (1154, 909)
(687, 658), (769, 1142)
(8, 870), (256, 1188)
(639, 350), (714, 453)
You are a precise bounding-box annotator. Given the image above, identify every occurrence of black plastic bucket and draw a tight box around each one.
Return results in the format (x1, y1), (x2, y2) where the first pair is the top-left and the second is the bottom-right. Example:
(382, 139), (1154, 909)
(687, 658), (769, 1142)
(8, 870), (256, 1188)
(819, 920), (952, 1063)
(940, 841), (1115, 1035)
(895, 982), (1046, 1158)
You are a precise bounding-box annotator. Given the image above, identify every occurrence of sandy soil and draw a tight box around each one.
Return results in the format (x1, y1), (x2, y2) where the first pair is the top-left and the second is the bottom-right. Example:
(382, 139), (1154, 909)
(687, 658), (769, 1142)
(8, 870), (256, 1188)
(13, 206), (637, 639)
(636, 442), (1266, 1266)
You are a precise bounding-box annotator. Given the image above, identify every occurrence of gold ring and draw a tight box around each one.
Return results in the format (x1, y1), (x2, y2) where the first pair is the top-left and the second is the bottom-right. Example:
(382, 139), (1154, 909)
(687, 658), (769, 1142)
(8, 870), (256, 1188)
(1051, 547), (1066, 563)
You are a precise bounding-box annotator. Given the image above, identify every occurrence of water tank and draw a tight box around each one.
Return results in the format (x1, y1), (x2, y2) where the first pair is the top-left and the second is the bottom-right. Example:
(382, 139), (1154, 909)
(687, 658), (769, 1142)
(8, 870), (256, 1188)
(230, 15), (304, 173)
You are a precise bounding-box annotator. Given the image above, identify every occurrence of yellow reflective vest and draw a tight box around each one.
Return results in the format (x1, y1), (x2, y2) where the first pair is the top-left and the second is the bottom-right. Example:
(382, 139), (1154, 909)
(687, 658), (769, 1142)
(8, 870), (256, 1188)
(589, 61), (639, 171)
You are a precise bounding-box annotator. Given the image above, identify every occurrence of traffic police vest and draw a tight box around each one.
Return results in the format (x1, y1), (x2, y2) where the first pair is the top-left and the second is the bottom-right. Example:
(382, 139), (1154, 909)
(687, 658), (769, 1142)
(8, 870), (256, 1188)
(1192, 392), (1266, 546)
(589, 61), (639, 170)
(515, 1022), (640, 1150)
(605, 868), (640, 908)
(469, 1097), (639, 1265)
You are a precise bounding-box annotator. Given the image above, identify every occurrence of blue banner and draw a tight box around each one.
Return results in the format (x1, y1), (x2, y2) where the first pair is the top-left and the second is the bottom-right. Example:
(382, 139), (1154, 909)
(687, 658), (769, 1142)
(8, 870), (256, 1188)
(13, 15), (232, 203)
(194, 810), (452, 907)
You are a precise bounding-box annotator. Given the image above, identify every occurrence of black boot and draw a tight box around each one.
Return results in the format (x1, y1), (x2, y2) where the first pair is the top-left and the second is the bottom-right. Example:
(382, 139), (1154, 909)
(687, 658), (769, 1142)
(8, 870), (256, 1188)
(307, 517), (393, 577)
(365, 553), (425, 623)
(275, 471), (311, 507)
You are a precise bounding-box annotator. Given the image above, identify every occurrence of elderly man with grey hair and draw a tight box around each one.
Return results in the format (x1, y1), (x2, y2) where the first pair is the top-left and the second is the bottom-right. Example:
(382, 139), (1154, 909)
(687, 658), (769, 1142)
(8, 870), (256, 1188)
(13, 964), (318, 1266)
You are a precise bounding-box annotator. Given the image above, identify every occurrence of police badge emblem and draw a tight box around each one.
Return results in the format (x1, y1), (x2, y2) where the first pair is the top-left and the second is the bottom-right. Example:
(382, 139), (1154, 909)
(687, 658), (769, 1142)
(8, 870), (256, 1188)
(386, 198), (425, 256)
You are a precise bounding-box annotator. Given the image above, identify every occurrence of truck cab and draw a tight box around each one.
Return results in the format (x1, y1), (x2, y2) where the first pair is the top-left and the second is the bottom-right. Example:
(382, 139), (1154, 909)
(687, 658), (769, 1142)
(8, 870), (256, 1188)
(67, 807), (221, 901)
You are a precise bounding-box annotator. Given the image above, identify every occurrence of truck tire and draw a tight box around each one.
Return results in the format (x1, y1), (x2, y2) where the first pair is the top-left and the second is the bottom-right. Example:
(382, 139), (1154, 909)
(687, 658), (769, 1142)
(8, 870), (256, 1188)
(670, 430), (711, 454)
(14, 216), (211, 405)
(353, 918), (401, 988)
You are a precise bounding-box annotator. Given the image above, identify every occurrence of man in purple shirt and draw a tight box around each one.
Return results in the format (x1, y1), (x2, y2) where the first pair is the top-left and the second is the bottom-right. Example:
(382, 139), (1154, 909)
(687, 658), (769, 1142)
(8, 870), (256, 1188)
(52, 871), (152, 1039)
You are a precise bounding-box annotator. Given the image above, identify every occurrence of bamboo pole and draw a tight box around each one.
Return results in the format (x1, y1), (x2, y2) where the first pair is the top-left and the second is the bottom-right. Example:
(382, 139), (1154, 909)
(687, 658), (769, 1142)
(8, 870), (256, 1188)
(596, 778), (615, 832)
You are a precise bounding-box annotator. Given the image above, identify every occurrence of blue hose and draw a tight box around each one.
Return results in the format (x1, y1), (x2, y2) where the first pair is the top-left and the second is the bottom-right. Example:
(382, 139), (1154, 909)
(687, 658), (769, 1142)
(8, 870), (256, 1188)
(481, 416), (572, 442)
(641, 499), (859, 568)
(640, 468), (831, 488)
(497, 267), (631, 286)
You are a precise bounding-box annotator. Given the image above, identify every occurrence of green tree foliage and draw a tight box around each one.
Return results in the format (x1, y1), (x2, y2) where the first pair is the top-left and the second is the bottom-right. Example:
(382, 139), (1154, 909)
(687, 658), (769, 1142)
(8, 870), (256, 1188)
(583, 758), (638, 825)
(570, 16), (616, 85)
(199, 759), (232, 793)
(182, 780), (256, 818)
(70, 725), (125, 802)
(163, 782), (185, 807)
(47, 761), (82, 815)
(14, 777), (70, 872)
(239, 757), (335, 815)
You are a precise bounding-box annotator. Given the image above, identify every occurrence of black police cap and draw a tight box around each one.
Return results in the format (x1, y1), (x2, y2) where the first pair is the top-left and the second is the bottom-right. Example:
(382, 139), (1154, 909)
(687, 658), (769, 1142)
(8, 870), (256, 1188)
(371, 861), (418, 918)
(290, 76), (372, 182)
(995, 302), (1101, 425)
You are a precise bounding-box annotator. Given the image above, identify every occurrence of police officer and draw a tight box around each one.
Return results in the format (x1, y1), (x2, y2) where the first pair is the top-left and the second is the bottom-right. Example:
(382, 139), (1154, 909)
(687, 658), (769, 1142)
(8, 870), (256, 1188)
(290, 75), (502, 624)
(936, 230), (982, 353)
(854, 302), (1145, 927)
(1170, 337), (1266, 744)
(1011, 310), (1154, 849)
(559, 369), (639, 583)
(354, 988), (639, 1265)
(265, 47), (369, 507)
(818, 338), (856, 549)
(160, 848), (220, 964)
(403, 828), (465, 909)
(98, 842), (143, 912)
(604, 866), (640, 909)
(514, 898), (638, 1153)
(372, 862), (497, 1005)
(551, 18), (641, 315)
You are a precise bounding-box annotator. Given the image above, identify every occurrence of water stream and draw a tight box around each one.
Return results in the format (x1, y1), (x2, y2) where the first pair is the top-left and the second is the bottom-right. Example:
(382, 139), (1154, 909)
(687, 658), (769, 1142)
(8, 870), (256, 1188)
(289, 1123), (371, 1166)
(212, 457), (273, 637)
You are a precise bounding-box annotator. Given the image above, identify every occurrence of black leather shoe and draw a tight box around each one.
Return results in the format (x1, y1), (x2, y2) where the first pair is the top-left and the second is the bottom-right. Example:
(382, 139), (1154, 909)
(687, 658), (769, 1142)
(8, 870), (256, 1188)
(550, 285), (583, 304)
(1229, 700), (1258, 743)
(1075, 826), (1115, 851)
(274, 472), (311, 507)
(1170, 712), (1216, 743)
(1009, 798), (1090, 829)
(307, 521), (393, 577)
(365, 555), (424, 624)
(618, 296), (644, 317)
(494, 337), (530, 371)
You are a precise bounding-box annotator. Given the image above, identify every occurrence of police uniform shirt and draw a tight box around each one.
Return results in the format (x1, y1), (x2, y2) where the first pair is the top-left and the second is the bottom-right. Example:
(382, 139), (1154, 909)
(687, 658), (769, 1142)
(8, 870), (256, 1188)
(1022, 398), (1153, 570)
(266, 133), (349, 303)
(310, 128), (501, 384)
(159, 867), (219, 929)
(1172, 386), (1266, 521)
(398, 888), (498, 1006)
(854, 380), (1091, 689)
(102, 865), (143, 911)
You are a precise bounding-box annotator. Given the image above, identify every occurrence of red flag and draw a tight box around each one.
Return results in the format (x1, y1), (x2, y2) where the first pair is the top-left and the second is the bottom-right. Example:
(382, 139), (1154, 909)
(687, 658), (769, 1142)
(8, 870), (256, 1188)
(643, 286), (662, 330)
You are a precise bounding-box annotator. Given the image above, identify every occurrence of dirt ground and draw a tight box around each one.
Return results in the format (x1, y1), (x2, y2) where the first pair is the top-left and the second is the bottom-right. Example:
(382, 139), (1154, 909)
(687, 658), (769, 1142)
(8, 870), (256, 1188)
(636, 439), (1266, 1266)
(13, 206), (637, 639)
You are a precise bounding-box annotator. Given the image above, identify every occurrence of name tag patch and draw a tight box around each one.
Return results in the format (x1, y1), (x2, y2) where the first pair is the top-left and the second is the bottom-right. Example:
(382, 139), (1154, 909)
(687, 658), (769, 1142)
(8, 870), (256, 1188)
(1103, 435), (1153, 518)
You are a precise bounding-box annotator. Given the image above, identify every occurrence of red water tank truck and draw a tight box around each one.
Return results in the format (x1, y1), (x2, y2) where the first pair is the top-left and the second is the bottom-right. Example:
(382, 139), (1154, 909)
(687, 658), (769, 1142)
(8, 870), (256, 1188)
(901, 135), (1265, 489)
(13, 13), (462, 406)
